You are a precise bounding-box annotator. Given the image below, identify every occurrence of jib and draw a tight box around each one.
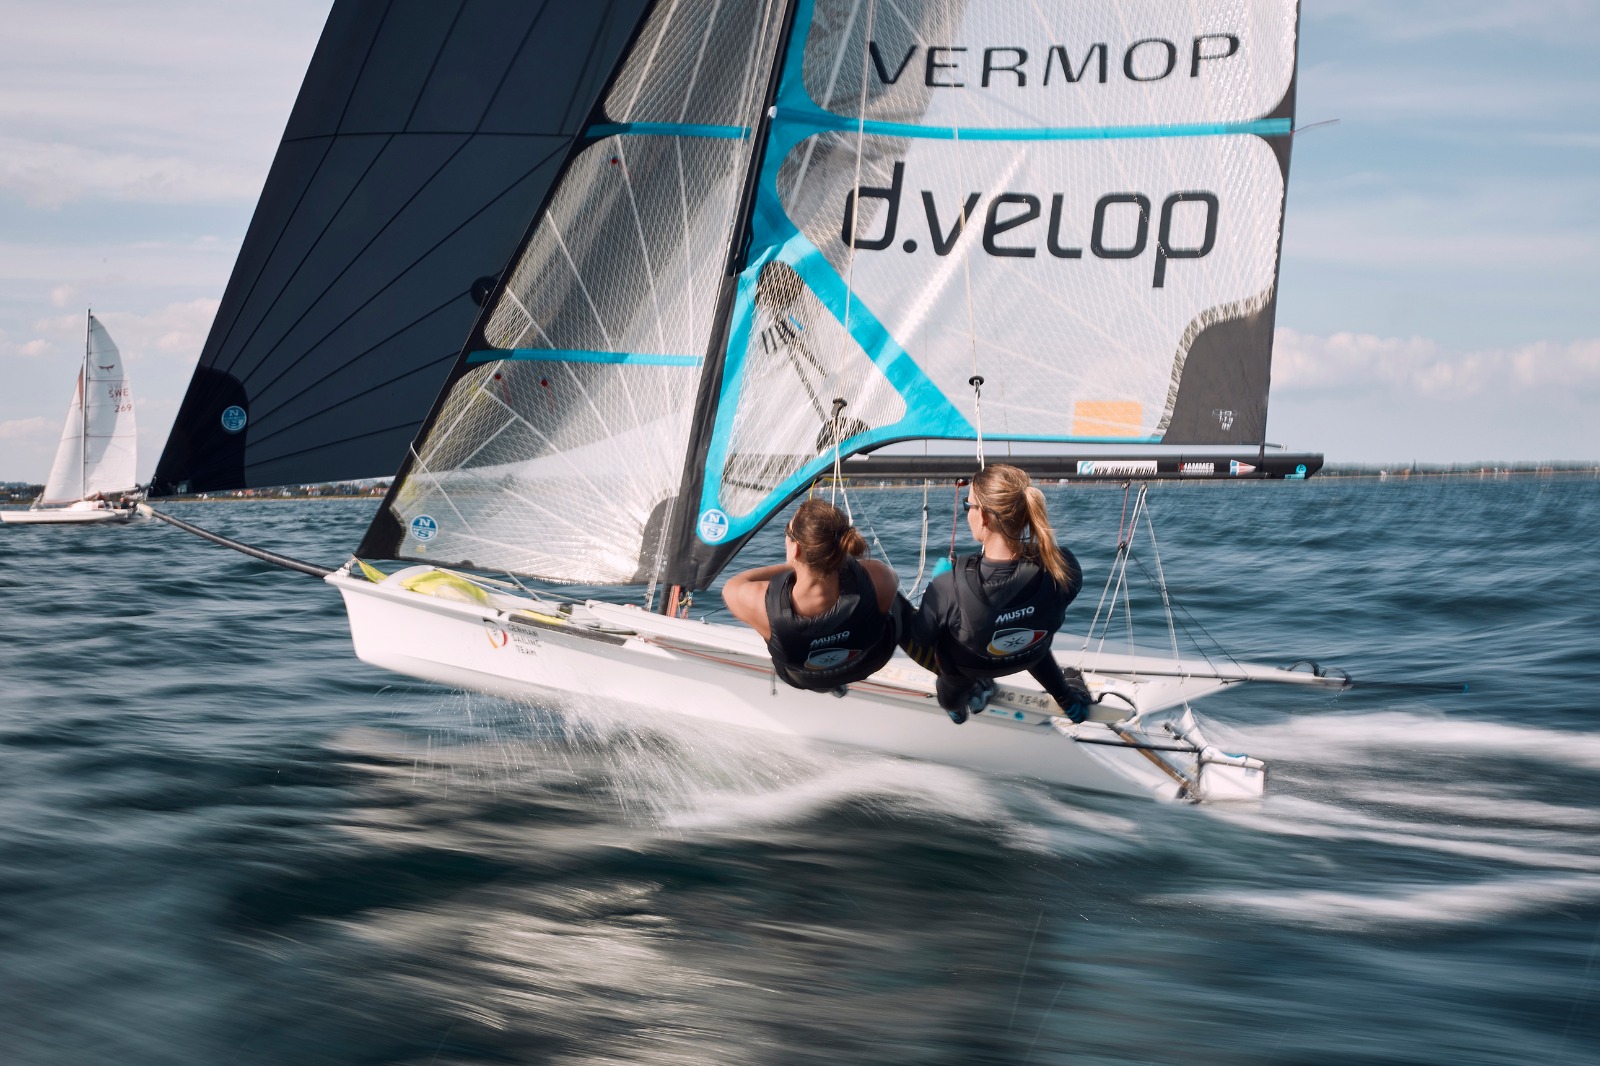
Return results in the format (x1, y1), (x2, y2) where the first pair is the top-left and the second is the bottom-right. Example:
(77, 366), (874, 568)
(842, 162), (1217, 288)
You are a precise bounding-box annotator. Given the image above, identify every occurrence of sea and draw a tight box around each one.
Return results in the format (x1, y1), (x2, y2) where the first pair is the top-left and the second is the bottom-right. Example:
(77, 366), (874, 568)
(2, 475), (1597, 1066)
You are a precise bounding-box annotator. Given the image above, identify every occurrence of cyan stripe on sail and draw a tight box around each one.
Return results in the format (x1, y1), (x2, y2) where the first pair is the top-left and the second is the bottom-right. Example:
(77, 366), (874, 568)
(787, 113), (1294, 142)
(587, 122), (750, 140)
(468, 348), (703, 367)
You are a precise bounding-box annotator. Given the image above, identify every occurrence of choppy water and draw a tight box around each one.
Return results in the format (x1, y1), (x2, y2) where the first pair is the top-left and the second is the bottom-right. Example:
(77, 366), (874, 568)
(2, 476), (1598, 1065)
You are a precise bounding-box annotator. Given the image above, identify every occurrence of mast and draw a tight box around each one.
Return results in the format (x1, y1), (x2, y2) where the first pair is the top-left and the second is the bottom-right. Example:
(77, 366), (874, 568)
(81, 310), (90, 501)
(659, 0), (802, 609)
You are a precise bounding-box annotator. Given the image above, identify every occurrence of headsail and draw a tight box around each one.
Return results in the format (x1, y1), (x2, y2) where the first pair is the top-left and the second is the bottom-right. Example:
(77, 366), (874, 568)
(150, 0), (654, 495)
(41, 314), (137, 504)
(359, 0), (791, 585)
(666, 0), (1302, 587)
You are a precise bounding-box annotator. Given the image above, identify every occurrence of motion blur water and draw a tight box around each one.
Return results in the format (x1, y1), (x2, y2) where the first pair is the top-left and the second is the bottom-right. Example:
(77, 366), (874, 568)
(1, 477), (1597, 1065)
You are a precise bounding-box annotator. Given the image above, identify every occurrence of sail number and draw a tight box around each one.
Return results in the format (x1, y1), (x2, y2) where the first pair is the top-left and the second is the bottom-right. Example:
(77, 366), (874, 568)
(843, 162), (1219, 288)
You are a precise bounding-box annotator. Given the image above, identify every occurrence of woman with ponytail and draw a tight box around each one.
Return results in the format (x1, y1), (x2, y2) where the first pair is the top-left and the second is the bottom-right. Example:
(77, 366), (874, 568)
(906, 464), (1093, 724)
(722, 498), (902, 694)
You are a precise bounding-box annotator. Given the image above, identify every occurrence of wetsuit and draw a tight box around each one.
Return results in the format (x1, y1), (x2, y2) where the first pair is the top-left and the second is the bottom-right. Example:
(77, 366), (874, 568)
(764, 556), (899, 692)
(906, 550), (1089, 718)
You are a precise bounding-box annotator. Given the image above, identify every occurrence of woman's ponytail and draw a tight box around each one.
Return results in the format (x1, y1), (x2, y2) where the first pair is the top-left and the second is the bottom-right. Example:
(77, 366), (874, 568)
(971, 464), (1071, 586)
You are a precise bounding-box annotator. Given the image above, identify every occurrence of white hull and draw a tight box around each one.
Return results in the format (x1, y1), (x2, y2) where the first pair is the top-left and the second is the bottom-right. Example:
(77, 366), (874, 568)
(330, 568), (1345, 801)
(1, 504), (136, 525)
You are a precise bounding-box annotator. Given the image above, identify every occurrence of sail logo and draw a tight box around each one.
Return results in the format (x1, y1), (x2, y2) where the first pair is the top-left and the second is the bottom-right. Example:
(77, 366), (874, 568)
(409, 514), (438, 542)
(698, 508), (730, 543)
(220, 405), (248, 433)
(843, 163), (1218, 288)
(988, 628), (1047, 656)
(805, 647), (860, 670)
(867, 36), (1243, 90)
(1215, 409), (1235, 430)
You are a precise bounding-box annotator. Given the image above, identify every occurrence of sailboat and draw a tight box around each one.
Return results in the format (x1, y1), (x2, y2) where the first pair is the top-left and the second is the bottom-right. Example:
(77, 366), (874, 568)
(149, 0), (1349, 801)
(3, 313), (139, 525)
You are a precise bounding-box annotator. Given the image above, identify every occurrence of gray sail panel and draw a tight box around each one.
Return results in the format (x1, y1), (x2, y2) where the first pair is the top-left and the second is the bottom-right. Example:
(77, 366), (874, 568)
(151, 0), (653, 495)
(368, 0), (788, 585)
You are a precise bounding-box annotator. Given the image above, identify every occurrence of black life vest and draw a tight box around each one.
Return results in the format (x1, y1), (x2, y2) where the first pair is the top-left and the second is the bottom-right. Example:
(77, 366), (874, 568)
(764, 556), (897, 691)
(936, 554), (1070, 678)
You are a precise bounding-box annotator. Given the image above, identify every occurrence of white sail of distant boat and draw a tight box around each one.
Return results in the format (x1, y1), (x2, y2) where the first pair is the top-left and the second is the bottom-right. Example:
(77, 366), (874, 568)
(3, 312), (140, 525)
(150, 0), (1349, 802)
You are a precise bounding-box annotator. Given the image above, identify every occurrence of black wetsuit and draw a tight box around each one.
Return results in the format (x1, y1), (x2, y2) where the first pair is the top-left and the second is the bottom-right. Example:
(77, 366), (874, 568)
(764, 556), (899, 692)
(907, 550), (1087, 715)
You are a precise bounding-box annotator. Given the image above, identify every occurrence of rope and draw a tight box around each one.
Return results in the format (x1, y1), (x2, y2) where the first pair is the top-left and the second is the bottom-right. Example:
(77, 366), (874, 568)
(969, 374), (986, 468)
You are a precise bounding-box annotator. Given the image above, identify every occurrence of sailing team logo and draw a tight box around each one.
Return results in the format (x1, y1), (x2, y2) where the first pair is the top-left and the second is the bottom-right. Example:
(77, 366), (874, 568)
(988, 628), (1047, 656)
(697, 508), (729, 543)
(1230, 460), (1256, 476)
(409, 514), (438, 542)
(220, 405), (248, 433)
(483, 622), (509, 649)
(804, 647), (861, 670)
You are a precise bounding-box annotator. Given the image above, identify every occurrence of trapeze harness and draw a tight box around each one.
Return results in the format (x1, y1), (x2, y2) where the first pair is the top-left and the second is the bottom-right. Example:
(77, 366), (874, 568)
(764, 556), (898, 692)
(935, 554), (1072, 680)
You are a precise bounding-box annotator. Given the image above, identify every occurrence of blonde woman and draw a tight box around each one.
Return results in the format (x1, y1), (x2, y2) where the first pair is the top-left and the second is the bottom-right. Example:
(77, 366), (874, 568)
(722, 498), (901, 694)
(907, 464), (1092, 724)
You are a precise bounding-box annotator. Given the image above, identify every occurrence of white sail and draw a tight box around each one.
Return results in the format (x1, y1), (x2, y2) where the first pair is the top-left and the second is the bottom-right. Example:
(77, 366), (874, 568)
(40, 315), (137, 504)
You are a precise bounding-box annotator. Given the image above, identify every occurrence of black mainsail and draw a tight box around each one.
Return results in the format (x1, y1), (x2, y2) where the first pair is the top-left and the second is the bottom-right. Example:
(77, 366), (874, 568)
(151, 0), (653, 495)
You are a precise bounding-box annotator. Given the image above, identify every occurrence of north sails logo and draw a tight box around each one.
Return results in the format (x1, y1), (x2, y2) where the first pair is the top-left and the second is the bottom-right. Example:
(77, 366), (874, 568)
(995, 606), (1035, 624)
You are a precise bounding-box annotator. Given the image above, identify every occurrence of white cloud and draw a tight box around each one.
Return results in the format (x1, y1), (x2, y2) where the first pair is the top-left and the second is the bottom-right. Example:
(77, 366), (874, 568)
(1274, 328), (1600, 398)
(0, 415), (53, 440)
(0, 138), (271, 208)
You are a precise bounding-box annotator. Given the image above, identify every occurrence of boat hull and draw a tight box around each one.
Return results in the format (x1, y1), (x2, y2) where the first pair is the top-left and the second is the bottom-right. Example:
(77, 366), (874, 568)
(1, 506), (135, 525)
(328, 569), (1190, 793)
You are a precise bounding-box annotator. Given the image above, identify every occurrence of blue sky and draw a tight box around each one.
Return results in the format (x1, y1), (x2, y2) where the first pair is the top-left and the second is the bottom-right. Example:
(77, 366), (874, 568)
(1, 0), (1597, 482)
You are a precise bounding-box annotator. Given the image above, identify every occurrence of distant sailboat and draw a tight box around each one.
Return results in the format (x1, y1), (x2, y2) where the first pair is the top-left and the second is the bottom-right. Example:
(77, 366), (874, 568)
(3, 313), (140, 525)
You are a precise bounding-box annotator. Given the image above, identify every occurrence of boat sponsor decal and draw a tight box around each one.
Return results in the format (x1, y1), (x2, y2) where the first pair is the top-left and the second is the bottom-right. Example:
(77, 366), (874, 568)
(1076, 460), (1157, 476)
(987, 628), (1047, 656)
(804, 646), (861, 670)
(1179, 461), (1214, 475)
(483, 622), (509, 649)
(697, 508), (730, 543)
(220, 405), (248, 433)
(1230, 460), (1255, 476)
(505, 619), (547, 656)
(1286, 463), (1307, 480)
(1214, 408), (1235, 431)
(409, 515), (438, 542)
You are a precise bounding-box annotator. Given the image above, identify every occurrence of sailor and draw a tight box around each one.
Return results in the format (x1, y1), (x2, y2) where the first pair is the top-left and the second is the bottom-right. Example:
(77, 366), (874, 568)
(722, 498), (902, 694)
(905, 464), (1093, 724)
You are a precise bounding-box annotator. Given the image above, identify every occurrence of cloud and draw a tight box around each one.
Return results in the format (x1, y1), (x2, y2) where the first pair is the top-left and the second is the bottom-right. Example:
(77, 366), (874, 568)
(0, 138), (271, 208)
(1274, 328), (1600, 398)
(0, 415), (53, 440)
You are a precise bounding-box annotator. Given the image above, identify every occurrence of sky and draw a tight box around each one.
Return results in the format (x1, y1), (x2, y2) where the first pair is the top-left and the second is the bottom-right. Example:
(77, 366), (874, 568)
(0, 0), (1597, 484)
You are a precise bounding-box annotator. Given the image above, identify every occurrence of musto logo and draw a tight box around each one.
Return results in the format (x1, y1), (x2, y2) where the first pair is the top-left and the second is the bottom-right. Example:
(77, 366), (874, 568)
(988, 628), (1046, 656)
(842, 162), (1219, 289)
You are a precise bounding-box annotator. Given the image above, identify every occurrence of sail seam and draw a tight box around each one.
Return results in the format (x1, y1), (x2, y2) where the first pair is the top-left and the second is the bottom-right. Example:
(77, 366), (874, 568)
(781, 115), (1293, 142)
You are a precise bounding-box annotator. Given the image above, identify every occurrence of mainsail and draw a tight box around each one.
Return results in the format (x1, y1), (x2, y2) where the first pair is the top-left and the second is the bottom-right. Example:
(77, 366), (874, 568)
(361, 0), (1303, 591)
(41, 314), (137, 505)
(150, 0), (654, 495)
(359, 0), (791, 584)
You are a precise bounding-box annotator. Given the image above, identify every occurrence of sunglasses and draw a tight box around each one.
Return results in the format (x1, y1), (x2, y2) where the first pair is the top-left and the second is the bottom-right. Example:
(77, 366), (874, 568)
(963, 498), (983, 513)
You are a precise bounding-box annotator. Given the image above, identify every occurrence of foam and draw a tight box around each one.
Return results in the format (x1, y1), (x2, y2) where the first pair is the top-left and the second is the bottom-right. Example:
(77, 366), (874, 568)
(1167, 873), (1600, 931)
